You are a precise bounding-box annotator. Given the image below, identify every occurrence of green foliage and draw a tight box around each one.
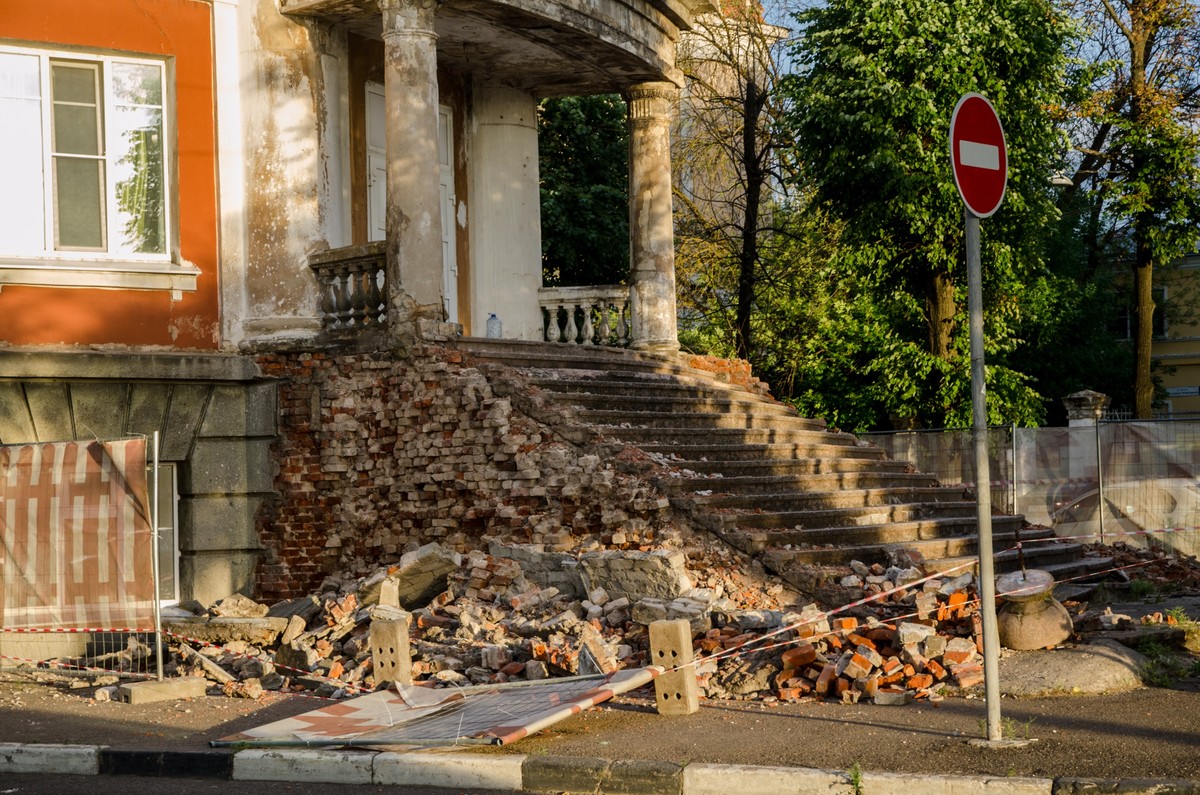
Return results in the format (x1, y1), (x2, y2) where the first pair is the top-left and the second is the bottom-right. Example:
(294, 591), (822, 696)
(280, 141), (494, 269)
(773, 0), (1077, 428)
(538, 95), (630, 287)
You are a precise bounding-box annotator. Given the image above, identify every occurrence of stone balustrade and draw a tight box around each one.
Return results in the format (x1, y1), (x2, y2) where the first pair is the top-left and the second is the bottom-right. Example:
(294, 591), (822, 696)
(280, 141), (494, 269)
(309, 242), (388, 331)
(538, 285), (631, 346)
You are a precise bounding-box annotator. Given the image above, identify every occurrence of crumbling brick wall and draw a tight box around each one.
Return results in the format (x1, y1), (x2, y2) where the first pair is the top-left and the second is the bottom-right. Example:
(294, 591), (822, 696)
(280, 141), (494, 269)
(254, 343), (676, 601)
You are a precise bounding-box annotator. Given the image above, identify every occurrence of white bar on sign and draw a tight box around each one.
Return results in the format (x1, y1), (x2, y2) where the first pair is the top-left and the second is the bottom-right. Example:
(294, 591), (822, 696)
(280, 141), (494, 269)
(959, 140), (1000, 170)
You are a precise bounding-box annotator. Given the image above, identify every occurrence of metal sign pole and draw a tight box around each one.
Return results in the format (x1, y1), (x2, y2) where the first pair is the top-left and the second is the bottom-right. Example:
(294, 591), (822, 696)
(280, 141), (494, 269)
(151, 431), (164, 682)
(965, 208), (1002, 742)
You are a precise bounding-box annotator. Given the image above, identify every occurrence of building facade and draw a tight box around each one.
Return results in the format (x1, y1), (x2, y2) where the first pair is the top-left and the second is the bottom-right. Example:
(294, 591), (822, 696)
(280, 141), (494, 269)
(0, 0), (710, 606)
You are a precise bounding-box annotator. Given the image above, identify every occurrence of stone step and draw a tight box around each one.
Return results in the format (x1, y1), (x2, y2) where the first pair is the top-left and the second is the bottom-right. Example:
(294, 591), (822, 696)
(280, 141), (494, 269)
(764, 532), (1079, 570)
(665, 457), (914, 476)
(924, 543), (1099, 577)
(543, 390), (807, 422)
(633, 441), (891, 463)
(607, 427), (876, 451)
(531, 376), (793, 410)
(580, 408), (829, 432)
(656, 471), (942, 494)
(678, 487), (971, 513)
(714, 501), (986, 532)
(727, 515), (1035, 553)
(459, 338), (689, 377)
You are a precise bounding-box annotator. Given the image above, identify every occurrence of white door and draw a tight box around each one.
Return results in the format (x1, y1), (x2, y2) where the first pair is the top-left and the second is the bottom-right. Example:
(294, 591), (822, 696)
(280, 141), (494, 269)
(438, 105), (458, 324)
(366, 83), (386, 242)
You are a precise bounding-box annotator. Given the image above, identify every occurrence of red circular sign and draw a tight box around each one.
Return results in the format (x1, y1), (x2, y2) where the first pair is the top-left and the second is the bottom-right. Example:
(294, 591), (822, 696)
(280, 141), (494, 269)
(950, 93), (1008, 218)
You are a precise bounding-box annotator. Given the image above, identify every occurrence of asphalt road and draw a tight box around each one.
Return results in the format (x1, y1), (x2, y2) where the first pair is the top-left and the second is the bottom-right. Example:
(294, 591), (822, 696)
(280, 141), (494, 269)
(0, 775), (517, 795)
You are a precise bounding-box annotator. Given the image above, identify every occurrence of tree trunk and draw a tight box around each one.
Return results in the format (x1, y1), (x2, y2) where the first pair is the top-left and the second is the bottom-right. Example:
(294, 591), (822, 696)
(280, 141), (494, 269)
(1132, 236), (1155, 418)
(926, 270), (957, 361)
(735, 79), (764, 362)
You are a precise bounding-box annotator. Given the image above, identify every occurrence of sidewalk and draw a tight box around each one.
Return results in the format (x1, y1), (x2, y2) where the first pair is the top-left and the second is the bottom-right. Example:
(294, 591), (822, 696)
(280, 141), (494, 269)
(2, 651), (1199, 795)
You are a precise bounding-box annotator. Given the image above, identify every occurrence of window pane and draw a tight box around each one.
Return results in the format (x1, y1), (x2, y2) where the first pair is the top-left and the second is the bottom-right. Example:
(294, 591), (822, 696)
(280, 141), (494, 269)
(0, 52), (41, 100)
(0, 53), (45, 254)
(54, 156), (105, 249)
(51, 62), (98, 104)
(111, 105), (166, 254)
(53, 103), (102, 155)
(111, 62), (162, 106)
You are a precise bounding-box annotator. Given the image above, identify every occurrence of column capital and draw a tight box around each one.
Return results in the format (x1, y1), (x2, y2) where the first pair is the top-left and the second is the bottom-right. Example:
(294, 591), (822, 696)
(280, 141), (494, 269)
(379, 0), (438, 36)
(626, 81), (677, 122)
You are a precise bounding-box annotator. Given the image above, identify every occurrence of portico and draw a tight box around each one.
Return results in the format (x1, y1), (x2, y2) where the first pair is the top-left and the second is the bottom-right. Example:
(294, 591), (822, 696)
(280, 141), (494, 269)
(276, 0), (712, 349)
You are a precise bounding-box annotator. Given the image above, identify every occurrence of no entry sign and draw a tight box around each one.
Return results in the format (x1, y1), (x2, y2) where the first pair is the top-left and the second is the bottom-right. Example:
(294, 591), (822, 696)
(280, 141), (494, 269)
(950, 93), (1007, 218)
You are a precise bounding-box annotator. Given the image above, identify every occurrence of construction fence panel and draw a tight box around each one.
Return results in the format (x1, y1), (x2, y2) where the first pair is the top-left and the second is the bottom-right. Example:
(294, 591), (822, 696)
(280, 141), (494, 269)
(871, 422), (1200, 560)
(0, 437), (159, 676)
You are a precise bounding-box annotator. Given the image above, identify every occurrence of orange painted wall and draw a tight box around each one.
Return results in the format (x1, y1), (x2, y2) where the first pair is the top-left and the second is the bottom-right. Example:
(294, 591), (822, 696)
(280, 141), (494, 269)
(0, 0), (220, 349)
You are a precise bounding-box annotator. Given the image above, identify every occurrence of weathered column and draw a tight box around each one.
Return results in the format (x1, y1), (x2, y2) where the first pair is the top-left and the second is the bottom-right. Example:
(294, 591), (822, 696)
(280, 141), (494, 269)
(380, 0), (443, 333)
(627, 82), (679, 352)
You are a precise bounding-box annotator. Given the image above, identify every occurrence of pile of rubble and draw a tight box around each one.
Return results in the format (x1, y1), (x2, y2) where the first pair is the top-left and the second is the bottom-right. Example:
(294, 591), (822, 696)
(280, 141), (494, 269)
(130, 540), (1004, 708)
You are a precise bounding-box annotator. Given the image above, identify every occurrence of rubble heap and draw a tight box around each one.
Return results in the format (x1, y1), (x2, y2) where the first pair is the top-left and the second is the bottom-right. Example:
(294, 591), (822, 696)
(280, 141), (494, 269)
(127, 542), (1004, 708)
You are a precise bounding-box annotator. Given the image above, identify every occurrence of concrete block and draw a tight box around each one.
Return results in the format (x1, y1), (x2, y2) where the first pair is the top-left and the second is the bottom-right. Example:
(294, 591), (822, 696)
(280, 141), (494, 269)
(70, 382), (127, 441)
(233, 748), (374, 783)
(649, 619), (699, 716)
(198, 383), (278, 438)
(861, 771), (1052, 795)
(602, 758), (684, 795)
(373, 751), (525, 789)
(0, 382), (37, 443)
(185, 438), (275, 495)
(522, 754), (609, 793)
(684, 764), (853, 795)
(370, 616), (413, 685)
(0, 631), (88, 666)
(161, 384), (212, 461)
(181, 495), (264, 551)
(24, 382), (72, 440)
(119, 677), (209, 704)
(179, 549), (260, 608)
(0, 743), (100, 775)
(126, 383), (172, 442)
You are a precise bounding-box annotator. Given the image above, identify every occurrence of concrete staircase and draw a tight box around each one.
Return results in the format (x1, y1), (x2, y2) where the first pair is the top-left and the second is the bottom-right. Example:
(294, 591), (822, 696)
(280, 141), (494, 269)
(458, 338), (1108, 586)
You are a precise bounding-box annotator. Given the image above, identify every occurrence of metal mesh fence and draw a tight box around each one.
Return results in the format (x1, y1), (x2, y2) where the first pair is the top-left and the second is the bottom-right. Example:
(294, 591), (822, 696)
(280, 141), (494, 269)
(0, 436), (163, 679)
(867, 421), (1200, 559)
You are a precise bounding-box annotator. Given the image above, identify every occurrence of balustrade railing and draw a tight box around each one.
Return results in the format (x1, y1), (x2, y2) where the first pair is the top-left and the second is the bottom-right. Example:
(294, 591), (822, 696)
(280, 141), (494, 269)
(538, 285), (631, 347)
(309, 242), (387, 331)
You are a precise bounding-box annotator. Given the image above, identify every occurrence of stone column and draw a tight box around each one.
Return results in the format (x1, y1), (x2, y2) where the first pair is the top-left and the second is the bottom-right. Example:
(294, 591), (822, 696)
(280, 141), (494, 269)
(627, 82), (679, 352)
(380, 0), (443, 333)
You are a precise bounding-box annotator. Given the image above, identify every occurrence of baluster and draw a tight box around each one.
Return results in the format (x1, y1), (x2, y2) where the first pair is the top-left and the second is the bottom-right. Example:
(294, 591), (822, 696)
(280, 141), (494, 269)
(554, 303), (568, 342)
(347, 263), (368, 326)
(581, 301), (596, 345)
(318, 271), (337, 330)
(564, 302), (579, 344)
(616, 300), (629, 346)
(365, 264), (384, 325)
(596, 300), (612, 346)
(334, 271), (354, 328)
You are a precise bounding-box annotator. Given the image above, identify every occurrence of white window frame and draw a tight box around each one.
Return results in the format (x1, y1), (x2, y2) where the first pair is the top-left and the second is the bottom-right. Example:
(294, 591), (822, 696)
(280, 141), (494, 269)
(0, 44), (198, 298)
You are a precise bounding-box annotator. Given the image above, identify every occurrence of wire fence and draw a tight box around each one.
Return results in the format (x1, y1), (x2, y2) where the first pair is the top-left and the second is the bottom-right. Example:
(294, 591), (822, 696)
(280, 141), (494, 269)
(0, 435), (164, 680)
(865, 420), (1200, 559)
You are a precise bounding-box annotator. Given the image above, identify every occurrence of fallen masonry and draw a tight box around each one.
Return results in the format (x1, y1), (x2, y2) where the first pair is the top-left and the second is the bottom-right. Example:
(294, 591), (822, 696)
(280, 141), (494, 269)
(33, 541), (1200, 709)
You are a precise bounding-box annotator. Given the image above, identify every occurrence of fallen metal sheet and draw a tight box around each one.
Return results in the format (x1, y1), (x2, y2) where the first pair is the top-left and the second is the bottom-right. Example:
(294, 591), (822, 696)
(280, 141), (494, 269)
(214, 666), (662, 748)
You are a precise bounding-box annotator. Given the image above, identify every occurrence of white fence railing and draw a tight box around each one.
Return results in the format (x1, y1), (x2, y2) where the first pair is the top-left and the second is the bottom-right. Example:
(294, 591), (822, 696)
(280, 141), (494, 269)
(538, 284), (631, 347)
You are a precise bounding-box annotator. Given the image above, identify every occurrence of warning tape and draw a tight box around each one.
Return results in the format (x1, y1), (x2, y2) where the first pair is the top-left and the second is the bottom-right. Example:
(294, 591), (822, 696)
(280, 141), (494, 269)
(0, 626), (154, 634)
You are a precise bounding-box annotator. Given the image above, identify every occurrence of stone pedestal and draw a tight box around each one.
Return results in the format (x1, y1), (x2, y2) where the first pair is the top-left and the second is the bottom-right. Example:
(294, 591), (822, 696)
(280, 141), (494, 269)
(996, 570), (1073, 650)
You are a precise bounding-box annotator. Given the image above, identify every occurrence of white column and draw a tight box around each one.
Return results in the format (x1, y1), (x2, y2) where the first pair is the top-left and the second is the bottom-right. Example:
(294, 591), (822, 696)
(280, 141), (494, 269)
(468, 82), (542, 340)
(627, 82), (679, 352)
(380, 0), (444, 330)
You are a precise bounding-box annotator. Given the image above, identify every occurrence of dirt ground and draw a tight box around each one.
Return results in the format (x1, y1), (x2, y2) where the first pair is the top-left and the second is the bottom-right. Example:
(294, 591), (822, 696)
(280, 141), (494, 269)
(2, 668), (1199, 782)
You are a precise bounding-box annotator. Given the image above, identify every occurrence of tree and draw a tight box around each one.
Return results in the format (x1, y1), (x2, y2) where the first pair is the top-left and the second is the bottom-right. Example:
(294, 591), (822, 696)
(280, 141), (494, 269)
(538, 95), (630, 287)
(1060, 0), (1200, 417)
(780, 0), (1077, 428)
(673, 0), (793, 361)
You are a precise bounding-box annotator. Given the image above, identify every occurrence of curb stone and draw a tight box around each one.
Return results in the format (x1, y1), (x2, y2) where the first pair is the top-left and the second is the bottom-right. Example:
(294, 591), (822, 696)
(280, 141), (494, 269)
(0, 743), (1198, 794)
